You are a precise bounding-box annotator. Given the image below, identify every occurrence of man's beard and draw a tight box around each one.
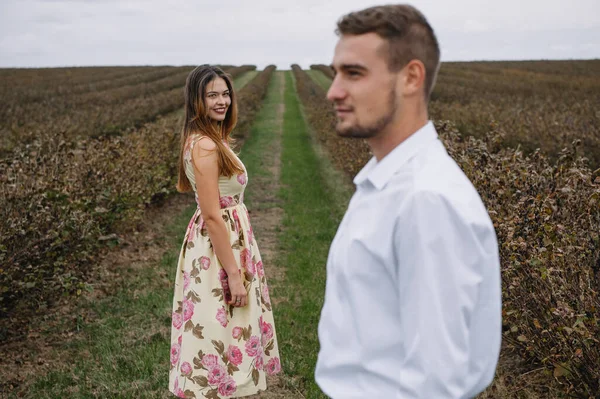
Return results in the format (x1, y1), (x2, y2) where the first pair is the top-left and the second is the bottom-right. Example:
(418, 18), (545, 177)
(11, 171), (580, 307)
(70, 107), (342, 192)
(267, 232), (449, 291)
(336, 89), (397, 139)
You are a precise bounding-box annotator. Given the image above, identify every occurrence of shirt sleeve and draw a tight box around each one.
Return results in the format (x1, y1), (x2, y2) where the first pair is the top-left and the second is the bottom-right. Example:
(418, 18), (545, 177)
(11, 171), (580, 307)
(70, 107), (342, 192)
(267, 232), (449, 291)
(393, 189), (489, 398)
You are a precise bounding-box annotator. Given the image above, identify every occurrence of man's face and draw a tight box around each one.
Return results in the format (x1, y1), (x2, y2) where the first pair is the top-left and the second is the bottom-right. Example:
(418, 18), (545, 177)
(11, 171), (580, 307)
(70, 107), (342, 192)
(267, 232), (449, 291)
(328, 33), (400, 138)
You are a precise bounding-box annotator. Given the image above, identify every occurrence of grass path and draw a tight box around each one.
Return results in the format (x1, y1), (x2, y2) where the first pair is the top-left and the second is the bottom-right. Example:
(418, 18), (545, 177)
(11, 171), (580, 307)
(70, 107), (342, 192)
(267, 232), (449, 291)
(234, 70), (260, 90)
(268, 71), (351, 398)
(305, 70), (332, 91)
(237, 71), (303, 399)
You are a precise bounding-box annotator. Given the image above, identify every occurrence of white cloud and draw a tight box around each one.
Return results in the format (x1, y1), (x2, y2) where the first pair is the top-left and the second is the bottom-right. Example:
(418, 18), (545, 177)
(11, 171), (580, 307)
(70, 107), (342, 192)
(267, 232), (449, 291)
(0, 0), (598, 68)
(463, 20), (488, 33)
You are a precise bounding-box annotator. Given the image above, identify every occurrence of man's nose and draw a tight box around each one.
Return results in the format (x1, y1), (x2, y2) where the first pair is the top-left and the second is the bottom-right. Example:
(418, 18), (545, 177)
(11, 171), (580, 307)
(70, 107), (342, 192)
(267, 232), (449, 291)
(327, 76), (346, 102)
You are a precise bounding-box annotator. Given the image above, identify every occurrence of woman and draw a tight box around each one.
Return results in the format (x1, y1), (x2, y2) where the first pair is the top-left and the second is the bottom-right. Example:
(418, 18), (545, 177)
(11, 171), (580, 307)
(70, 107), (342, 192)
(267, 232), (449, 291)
(169, 65), (281, 398)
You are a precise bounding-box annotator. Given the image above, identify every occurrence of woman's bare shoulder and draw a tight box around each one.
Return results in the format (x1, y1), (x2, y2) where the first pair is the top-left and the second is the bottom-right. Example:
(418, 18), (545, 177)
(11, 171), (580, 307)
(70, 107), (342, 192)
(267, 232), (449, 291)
(191, 134), (218, 153)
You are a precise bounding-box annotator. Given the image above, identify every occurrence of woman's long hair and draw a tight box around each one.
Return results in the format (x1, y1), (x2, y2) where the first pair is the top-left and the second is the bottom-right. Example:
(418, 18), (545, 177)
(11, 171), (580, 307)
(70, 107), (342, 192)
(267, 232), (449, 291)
(177, 65), (244, 192)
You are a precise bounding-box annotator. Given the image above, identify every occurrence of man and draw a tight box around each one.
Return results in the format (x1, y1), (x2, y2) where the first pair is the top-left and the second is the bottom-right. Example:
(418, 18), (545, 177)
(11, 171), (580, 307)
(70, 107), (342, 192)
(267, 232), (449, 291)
(315, 4), (502, 398)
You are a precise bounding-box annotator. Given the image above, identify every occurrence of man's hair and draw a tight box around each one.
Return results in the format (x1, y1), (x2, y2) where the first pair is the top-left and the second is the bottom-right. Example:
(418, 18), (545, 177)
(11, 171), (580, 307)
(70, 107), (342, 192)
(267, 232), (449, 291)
(336, 4), (440, 101)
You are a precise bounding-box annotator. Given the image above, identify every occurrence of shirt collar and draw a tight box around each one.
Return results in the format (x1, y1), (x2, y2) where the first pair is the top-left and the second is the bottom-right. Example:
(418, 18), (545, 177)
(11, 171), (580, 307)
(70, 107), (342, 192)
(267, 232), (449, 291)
(353, 121), (438, 190)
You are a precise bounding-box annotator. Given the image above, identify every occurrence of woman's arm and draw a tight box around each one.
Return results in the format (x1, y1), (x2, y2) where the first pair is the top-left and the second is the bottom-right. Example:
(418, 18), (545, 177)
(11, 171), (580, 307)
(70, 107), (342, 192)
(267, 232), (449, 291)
(192, 137), (248, 307)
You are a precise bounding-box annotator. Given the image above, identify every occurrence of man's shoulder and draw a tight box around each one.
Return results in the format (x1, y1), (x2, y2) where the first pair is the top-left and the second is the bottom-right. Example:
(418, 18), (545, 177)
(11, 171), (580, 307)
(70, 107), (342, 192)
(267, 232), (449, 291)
(399, 150), (487, 214)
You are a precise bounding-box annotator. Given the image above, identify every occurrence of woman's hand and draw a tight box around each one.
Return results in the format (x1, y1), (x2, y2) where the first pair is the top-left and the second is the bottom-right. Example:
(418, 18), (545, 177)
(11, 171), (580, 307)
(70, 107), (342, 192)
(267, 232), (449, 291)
(227, 273), (248, 307)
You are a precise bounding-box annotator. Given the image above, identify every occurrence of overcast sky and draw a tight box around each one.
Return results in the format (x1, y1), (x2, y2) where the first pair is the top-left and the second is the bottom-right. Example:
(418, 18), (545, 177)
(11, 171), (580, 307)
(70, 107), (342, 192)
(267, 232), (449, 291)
(0, 0), (598, 69)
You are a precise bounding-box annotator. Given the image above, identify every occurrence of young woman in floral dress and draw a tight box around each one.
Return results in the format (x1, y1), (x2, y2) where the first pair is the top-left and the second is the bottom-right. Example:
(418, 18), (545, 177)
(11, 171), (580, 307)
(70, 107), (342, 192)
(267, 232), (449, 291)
(169, 65), (281, 399)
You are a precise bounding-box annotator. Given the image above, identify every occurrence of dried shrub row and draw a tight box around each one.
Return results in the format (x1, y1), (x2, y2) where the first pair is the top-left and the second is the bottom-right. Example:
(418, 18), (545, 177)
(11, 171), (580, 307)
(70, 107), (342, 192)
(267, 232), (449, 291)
(0, 65), (271, 321)
(309, 64), (334, 79)
(307, 60), (600, 169)
(429, 61), (600, 168)
(0, 65), (256, 153)
(294, 64), (600, 397)
(0, 65), (237, 100)
(231, 66), (276, 145)
(0, 66), (177, 105)
(292, 65), (371, 178)
(2, 69), (194, 133)
(0, 66), (148, 96)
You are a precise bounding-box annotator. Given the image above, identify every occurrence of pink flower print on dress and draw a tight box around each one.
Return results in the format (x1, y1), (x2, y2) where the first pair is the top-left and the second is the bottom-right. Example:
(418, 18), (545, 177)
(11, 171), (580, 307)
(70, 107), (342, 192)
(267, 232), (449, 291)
(186, 216), (195, 242)
(218, 268), (228, 282)
(216, 307), (228, 328)
(227, 345), (243, 366)
(237, 173), (247, 186)
(232, 326), (243, 339)
(183, 298), (194, 322)
(266, 357), (281, 375)
(219, 196), (235, 208)
(183, 271), (190, 291)
(218, 269), (232, 303)
(172, 311), (183, 329)
(170, 342), (181, 365)
(260, 316), (274, 345)
(255, 346), (264, 370)
(178, 335), (182, 345)
(245, 336), (261, 357)
(255, 260), (264, 278)
(240, 248), (252, 274)
(207, 364), (227, 385)
(180, 361), (192, 376)
(218, 376), (237, 396)
(199, 256), (211, 270)
(174, 378), (186, 398)
(262, 283), (271, 305)
(232, 209), (241, 234)
(247, 226), (254, 245)
(201, 354), (219, 368)
(246, 258), (256, 276)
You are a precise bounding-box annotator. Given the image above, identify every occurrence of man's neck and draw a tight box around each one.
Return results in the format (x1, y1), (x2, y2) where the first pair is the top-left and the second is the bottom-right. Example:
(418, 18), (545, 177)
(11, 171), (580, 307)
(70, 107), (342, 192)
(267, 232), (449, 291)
(367, 111), (429, 162)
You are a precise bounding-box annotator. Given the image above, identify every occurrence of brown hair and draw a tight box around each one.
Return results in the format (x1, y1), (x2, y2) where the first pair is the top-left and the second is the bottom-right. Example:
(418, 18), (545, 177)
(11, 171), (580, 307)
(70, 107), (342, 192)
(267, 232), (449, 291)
(336, 4), (440, 100)
(177, 65), (244, 193)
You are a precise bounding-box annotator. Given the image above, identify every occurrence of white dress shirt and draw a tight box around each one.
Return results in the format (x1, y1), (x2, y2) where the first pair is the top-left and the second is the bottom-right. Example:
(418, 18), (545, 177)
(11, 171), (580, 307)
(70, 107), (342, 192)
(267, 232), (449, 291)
(315, 121), (502, 399)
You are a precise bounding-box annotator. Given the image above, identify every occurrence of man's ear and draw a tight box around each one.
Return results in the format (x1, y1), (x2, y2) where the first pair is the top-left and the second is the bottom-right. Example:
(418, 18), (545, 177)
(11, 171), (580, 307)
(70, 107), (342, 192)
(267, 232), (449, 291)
(401, 59), (426, 97)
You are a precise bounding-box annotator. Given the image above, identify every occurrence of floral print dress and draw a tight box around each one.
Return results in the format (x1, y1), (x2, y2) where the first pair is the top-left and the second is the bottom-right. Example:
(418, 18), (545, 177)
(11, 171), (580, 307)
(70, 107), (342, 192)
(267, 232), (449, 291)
(169, 135), (281, 398)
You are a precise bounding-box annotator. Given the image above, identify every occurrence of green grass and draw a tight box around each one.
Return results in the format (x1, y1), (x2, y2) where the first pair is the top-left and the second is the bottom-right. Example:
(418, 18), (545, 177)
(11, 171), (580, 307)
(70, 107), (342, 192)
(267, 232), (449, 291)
(234, 70), (260, 90)
(237, 72), (282, 190)
(306, 70), (332, 91)
(270, 71), (349, 398)
(27, 207), (193, 398)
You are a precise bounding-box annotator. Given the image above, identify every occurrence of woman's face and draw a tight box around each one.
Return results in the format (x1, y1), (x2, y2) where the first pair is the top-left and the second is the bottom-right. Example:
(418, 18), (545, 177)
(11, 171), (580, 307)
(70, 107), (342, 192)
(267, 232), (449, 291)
(204, 77), (231, 122)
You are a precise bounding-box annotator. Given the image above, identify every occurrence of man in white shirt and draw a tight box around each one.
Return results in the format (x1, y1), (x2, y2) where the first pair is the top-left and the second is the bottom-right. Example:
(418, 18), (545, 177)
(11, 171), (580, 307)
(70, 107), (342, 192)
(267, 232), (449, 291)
(315, 4), (502, 398)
